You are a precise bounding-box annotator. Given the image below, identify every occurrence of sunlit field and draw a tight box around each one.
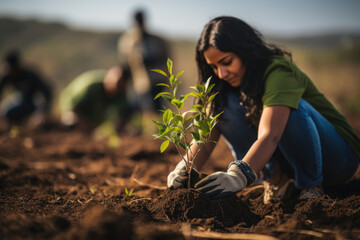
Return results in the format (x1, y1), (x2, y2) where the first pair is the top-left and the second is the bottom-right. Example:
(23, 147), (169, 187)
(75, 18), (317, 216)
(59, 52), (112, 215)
(1, 17), (360, 240)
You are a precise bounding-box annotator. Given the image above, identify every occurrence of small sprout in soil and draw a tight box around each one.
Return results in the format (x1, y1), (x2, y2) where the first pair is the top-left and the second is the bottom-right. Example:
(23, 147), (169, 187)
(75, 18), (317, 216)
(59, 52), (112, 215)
(9, 126), (19, 138)
(125, 187), (134, 197)
(151, 58), (222, 188)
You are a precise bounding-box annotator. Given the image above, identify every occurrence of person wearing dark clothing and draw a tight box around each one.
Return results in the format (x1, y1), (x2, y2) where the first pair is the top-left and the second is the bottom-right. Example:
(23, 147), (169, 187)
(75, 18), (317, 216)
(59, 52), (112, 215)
(0, 50), (52, 123)
(118, 9), (170, 135)
(168, 16), (359, 204)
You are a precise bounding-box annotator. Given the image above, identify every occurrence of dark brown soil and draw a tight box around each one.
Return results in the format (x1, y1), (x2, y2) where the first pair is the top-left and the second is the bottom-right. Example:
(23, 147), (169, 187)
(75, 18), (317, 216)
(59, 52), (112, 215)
(0, 121), (359, 240)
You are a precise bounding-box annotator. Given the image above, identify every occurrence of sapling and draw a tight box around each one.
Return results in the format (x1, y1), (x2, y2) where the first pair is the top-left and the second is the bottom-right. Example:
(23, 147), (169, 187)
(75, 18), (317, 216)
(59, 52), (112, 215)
(152, 59), (222, 188)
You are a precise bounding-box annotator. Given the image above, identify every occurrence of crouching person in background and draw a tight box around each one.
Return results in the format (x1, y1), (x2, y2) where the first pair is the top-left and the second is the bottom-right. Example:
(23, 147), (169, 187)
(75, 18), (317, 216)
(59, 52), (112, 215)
(0, 49), (53, 130)
(59, 66), (133, 147)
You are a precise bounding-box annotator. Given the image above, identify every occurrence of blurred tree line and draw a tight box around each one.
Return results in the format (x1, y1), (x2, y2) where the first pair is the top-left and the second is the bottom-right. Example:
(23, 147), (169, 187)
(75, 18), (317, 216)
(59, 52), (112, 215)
(1, 17), (359, 122)
(0, 17), (197, 115)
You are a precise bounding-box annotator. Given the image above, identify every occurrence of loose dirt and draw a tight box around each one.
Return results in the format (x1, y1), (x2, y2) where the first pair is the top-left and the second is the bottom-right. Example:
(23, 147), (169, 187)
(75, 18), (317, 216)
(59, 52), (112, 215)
(0, 121), (359, 240)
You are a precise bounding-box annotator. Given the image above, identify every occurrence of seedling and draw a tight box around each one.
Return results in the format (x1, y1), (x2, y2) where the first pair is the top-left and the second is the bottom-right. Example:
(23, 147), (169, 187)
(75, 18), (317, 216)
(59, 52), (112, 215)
(89, 187), (96, 194)
(9, 126), (19, 138)
(152, 59), (222, 188)
(124, 187), (134, 197)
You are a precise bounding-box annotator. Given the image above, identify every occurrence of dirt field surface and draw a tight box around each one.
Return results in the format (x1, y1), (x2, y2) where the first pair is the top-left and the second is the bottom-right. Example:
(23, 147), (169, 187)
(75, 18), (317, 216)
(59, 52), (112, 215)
(0, 121), (359, 240)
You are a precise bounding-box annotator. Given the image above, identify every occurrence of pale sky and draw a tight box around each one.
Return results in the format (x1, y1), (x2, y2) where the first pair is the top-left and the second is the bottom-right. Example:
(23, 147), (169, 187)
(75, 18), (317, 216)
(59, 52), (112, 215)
(1, 0), (360, 39)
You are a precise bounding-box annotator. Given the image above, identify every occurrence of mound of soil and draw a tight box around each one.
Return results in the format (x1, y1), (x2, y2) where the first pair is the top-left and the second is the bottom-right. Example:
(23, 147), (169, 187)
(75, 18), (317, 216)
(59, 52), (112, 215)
(150, 188), (259, 228)
(0, 121), (359, 239)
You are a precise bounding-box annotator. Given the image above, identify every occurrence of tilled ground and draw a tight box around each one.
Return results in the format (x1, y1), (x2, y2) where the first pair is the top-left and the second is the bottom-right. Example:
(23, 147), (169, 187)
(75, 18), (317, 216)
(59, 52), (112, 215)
(0, 123), (359, 240)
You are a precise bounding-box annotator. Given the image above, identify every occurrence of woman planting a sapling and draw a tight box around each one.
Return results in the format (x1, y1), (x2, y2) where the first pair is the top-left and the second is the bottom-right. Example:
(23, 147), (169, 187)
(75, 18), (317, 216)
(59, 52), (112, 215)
(167, 16), (360, 203)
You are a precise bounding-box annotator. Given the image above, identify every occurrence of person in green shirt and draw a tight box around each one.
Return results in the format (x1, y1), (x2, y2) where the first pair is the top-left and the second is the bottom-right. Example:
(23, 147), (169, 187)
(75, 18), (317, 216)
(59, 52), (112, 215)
(167, 16), (360, 203)
(59, 66), (132, 133)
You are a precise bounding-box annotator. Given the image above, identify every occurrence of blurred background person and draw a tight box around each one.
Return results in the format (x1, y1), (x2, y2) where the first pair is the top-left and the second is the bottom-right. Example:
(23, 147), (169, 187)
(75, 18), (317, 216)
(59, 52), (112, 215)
(118, 9), (170, 135)
(0, 49), (53, 129)
(58, 66), (132, 147)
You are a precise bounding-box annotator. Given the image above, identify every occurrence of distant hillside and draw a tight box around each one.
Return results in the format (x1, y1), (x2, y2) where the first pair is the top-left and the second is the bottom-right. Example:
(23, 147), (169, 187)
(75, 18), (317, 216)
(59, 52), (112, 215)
(2, 17), (359, 86)
(0, 17), (122, 92)
(270, 33), (360, 50)
(1, 17), (359, 117)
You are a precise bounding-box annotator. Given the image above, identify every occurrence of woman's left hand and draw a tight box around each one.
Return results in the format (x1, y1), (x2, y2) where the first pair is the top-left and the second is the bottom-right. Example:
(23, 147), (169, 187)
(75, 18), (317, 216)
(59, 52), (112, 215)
(194, 164), (247, 198)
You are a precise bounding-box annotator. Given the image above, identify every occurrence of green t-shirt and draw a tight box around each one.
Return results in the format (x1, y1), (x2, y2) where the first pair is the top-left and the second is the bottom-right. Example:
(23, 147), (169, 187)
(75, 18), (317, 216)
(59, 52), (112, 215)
(262, 56), (360, 158)
(59, 69), (128, 125)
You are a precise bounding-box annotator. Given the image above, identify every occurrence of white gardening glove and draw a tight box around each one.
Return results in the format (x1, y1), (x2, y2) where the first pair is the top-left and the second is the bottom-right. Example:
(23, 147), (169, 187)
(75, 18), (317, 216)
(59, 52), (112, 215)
(167, 160), (203, 189)
(194, 160), (257, 198)
(167, 160), (186, 188)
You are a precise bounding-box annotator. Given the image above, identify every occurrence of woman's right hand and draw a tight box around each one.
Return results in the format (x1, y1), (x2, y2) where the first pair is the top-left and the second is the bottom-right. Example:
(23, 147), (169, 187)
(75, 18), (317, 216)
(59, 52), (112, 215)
(167, 161), (203, 188)
(167, 160), (186, 188)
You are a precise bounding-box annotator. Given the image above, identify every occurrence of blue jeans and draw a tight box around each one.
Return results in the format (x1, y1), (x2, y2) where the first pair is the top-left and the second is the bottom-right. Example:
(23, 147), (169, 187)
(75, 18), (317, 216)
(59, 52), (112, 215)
(218, 96), (359, 189)
(2, 96), (36, 122)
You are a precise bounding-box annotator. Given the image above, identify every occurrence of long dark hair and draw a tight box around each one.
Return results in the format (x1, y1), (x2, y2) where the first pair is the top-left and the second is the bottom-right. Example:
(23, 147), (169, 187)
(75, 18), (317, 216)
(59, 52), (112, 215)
(196, 16), (291, 125)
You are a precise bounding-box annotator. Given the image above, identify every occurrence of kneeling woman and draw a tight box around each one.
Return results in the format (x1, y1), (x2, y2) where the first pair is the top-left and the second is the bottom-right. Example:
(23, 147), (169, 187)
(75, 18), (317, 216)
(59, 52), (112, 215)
(167, 16), (360, 203)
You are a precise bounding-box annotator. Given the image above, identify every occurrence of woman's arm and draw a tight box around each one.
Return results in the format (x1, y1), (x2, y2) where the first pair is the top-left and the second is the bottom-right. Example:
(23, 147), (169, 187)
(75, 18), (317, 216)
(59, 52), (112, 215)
(242, 106), (290, 175)
(186, 127), (221, 170)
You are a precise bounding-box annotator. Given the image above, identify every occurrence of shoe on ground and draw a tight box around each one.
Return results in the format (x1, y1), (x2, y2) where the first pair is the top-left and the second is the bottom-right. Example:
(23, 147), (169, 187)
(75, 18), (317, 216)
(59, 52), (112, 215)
(263, 179), (295, 204)
(299, 183), (324, 200)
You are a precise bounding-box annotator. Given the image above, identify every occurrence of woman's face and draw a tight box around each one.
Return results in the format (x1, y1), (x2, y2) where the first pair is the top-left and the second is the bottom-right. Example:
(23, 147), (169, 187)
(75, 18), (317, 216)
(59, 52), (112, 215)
(203, 47), (246, 87)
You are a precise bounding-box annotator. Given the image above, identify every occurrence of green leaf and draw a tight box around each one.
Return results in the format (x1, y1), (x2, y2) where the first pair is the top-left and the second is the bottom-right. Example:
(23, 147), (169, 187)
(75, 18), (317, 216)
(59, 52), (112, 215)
(195, 84), (205, 92)
(179, 142), (186, 150)
(169, 75), (176, 86)
(185, 123), (194, 131)
(210, 120), (218, 131)
(151, 69), (168, 78)
(189, 92), (202, 99)
(204, 76), (212, 92)
(194, 120), (201, 128)
(124, 187), (133, 197)
(153, 133), (164, 140)
(207, 83), (215, 93)
(171, 99), (183, 109)
(173, 126), (183, 133)
(163, 109), (173, 124)
(196, 118), (210, 136)
(167, 58), (173, 75)
(162, 95), (173, 103)
(210, 111), (223, 127)
(174, 80), (182, 88)
(185, 115), (195, 123)
(190, 131), (200, 141)
(158, 126), (170, 137)
(160, 140), (170, 153)
(173, 85), (178, 97)
(213, 111), (224, 120)
(189, 86), (198, 91)
(152, 120), (165, 132)
(192, 104), (203, 110)
(194, 113), (203, 121)
(199, 129), (209, 138)
(172, 114), (184, 123)
(208, 92), (219, 102)
(175, 70), (184, 81)
(156, 83), (170, 88)
(154, 92), (172, 100)
(179, 94), (191, 103)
